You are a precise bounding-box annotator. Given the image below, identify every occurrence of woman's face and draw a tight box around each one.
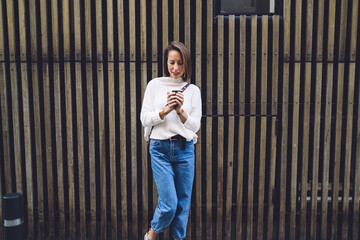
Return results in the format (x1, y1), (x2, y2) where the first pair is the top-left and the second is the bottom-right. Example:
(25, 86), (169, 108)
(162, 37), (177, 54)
(167, 50), (185, 79)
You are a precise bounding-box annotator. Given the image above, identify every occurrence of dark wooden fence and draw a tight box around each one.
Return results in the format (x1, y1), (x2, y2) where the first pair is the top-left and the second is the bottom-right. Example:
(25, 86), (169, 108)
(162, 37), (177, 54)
(0, 0), (359, 239)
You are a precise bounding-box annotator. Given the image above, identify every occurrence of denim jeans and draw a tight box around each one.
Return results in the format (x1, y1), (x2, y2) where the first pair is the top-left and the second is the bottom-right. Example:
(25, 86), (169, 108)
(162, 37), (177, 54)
(149, 138), (195, 239)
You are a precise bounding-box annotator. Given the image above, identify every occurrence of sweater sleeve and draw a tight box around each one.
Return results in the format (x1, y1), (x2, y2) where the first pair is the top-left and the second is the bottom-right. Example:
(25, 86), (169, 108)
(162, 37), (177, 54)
(184, 86), (202, 133)
(140, 82), (165, 127)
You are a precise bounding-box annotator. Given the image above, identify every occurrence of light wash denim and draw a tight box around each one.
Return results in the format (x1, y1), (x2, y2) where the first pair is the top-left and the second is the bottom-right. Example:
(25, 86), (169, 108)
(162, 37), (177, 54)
(149, 138), (195, 239)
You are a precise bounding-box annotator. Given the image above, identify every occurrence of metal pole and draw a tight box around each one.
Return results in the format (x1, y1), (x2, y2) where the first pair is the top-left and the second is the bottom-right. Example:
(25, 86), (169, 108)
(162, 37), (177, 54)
(2, 193), (25, 240)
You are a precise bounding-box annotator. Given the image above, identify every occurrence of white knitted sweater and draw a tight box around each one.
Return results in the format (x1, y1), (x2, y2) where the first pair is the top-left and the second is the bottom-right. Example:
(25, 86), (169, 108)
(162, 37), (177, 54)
(140, 77), (202, 143)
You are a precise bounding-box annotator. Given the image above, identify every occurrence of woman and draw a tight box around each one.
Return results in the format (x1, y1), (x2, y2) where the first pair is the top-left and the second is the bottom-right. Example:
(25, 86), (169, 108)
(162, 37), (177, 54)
(140, 41), (202, 240)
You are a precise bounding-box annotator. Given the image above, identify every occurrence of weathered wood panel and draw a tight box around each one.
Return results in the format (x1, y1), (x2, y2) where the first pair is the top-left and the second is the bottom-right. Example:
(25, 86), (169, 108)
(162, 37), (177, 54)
(0, 1), (359, 240)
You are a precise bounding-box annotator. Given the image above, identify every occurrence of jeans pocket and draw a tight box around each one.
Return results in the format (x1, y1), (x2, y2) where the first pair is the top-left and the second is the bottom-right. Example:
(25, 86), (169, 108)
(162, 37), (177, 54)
(150, 139), (160, 146)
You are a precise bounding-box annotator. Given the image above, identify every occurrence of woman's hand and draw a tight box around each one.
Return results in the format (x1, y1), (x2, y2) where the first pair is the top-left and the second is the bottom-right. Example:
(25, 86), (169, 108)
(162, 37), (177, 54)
(167, 92), (184, 112)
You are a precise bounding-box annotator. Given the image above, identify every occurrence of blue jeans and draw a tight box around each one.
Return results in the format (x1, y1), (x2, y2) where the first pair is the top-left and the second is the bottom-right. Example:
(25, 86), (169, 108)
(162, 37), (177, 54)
(149, 138), (195, 239)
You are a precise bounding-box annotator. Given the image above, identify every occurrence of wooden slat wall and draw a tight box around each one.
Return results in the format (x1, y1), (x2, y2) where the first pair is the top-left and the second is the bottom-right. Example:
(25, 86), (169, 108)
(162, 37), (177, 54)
(0, 0), (359, 239)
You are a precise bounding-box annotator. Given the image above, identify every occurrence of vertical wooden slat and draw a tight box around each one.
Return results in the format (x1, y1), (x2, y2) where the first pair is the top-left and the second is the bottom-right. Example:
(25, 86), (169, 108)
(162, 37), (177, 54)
(108, 63), (117, 239)
(216, 14), (224, 240)
(140, 1), (148, 235)
(279, 62), (289, 240)
(18, 0), (27, 61)
(86, 63), (97, 239)
(250, 16), (257, 116)
(74, 0), (81, 61)
(305, 0), (314, 61)
(316, 0), (325, 61)
(43, 63), (55, 237)
(225, 116), (235, 240)
(247, 16), (257, 240)
(118, 0), (124, 61)
(349, 0), (358, 62)
(290, 63), (300, 240)
(228, 15), (235, 115)
(40, 0), (49, 63)
(236, 116), (245, 240)
(40, 0), (53, 235)
(338, 0), (348, 61)
(310, 63), (323, 239)
(173, 0), (179, 41)
(83, 3), (92, 238)
(0, 0), (4, 61)
(205, 117), (212, 240)
(29, 0), (37, 61)
(63, 0), (70, 62)
(257, 16), (268, 240)
(65, 62), (75, 238)
(247, 117), (256, 240)
(224, 14), (235, 240)
(51, 0), (59, 61)
(162, 0), (168, 54)
(151, 0), (157, 63)
(130, 63), (138, 239)
(260, 16), (268, 116)
(129, 0), (135, 62)
(290, 3), (302, 235)
(196, 2), (203, 239)
(97, 63), (106, 239)
(6, 0), (16, 61)
(283, 0), (291, 61)
(141, 63), (149, 235)
(239, 16), (246, 116)
(54, 63), (65, 238)
(84, 0), (91, 61)
(327, 0), (336, 62)
(294, 0), (302, 61)
(96, 0), (103, 61)
(300, 63), (311, 238)
(353, 63), (360, 239)
(75, 63), (86, 239)
(331, 63), (345, 239)
(119, 62), (128, 239)
(107, 0), (114, 61)
(266, 117), (277, 240)
(108, 1), (116, 238)
(342, 63), (355, 240)
(140, 0), (146, 62)
(10, 64), (22, 194)
(257, 117), (267, 240)
(272, 15), (279, 115)
(32, 63), (45, 238)
(151, 0), (158, 218)
(206, 0), (213, 115)
(21, 63), (34, 239)
(184, 0), (190, 49)
(204, 1), (212, 239)
(321, 63), (334, 240)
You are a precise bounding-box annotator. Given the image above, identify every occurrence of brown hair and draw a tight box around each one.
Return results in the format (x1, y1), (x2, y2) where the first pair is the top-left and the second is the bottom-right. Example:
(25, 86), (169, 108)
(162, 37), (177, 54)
(163, 41), (192, 82)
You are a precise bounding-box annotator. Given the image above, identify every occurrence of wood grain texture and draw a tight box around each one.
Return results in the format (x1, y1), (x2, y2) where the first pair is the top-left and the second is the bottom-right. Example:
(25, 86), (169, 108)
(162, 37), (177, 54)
(54, 62), (65, 238)
(75, 63), (86, 238)
(108, 63), (117, 239)
(0, 0), (4, 61)
(65, 62), (75, 238)
(342, 63), (355, 240)
(119, 62), (128, 240)
(310, 63), (323, 239)
(236, 116), (245, 240)
(321, 63), (334, 240)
